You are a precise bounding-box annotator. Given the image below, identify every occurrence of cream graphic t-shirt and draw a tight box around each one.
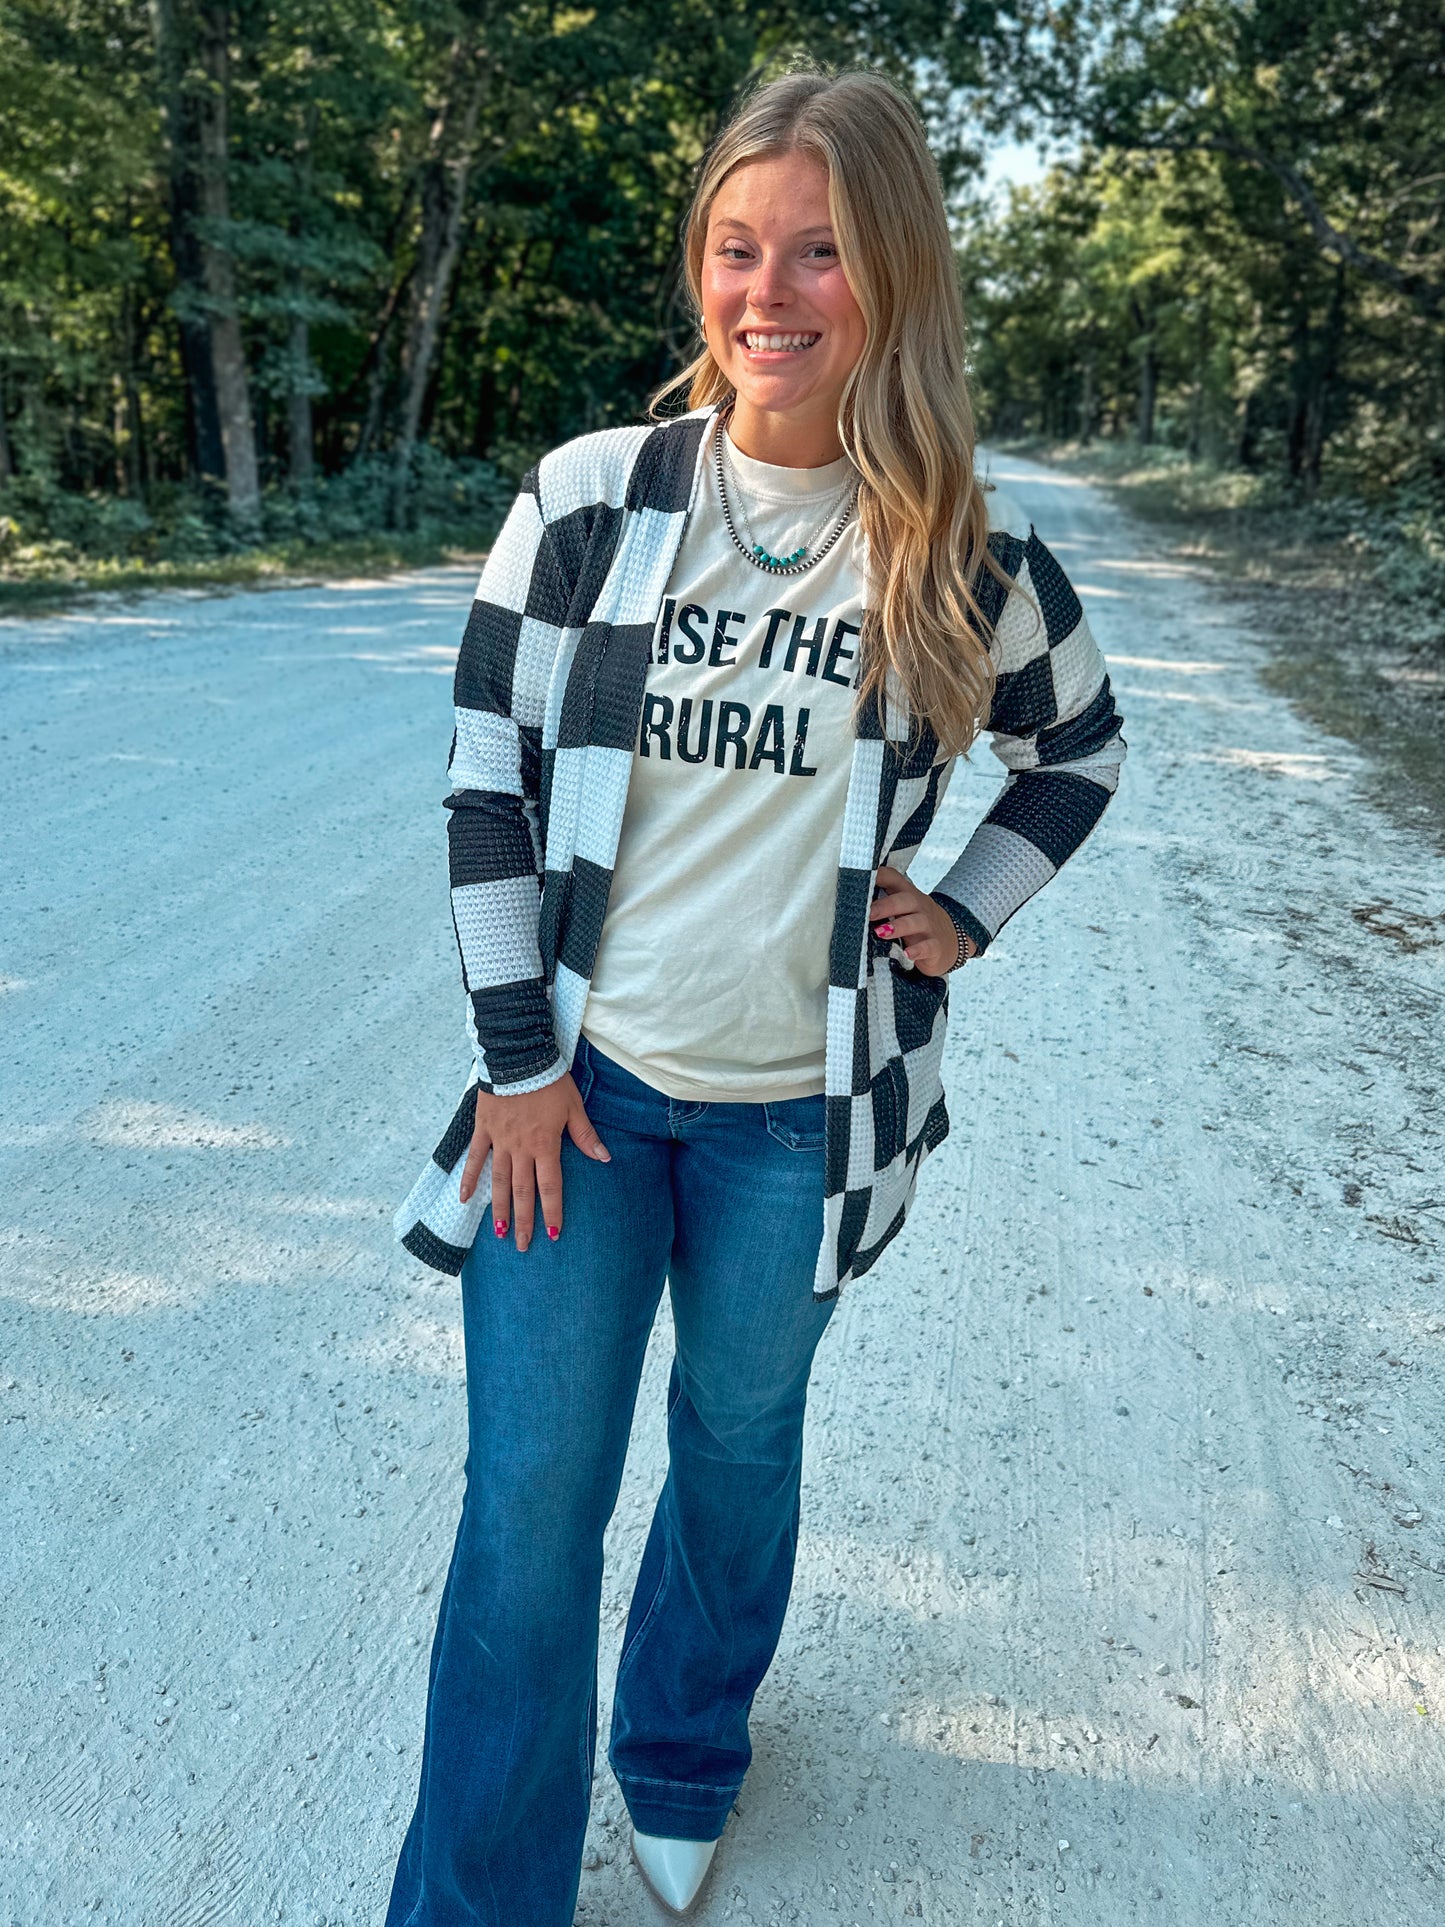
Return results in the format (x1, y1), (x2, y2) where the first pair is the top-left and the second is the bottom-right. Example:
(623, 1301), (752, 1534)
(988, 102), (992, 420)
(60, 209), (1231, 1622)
(581, 428), (865, 1102)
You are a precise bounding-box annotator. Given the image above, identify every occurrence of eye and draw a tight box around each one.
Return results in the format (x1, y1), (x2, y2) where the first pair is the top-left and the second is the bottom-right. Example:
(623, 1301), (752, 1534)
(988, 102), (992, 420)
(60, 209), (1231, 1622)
(807, 243), (838, 259)
(718, 243), (752, 261)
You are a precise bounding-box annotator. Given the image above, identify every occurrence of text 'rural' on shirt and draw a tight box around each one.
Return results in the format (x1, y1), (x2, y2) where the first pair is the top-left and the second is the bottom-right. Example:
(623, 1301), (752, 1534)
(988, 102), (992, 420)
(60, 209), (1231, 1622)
(581, 429), (866, 1102)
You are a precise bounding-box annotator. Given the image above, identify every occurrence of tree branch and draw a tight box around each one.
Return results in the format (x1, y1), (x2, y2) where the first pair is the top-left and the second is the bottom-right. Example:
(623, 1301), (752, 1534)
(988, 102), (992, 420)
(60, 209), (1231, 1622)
(1135, 134), (1444, 316)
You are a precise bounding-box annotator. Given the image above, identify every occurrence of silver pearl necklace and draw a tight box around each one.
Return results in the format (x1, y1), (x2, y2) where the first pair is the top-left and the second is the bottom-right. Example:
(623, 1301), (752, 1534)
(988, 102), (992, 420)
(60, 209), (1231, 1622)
(713, 407), (858, 578)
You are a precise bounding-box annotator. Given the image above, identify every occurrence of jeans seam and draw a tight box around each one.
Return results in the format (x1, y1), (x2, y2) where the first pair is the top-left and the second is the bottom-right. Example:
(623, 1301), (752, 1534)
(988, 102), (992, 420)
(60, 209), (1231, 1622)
(581, 1654), (598, 1803)
(614, 1533), (673, 1683)
(611, 1771), (740, 1794)
(573, 1035), (596, 1104)
(613, 1368), (684, 1689)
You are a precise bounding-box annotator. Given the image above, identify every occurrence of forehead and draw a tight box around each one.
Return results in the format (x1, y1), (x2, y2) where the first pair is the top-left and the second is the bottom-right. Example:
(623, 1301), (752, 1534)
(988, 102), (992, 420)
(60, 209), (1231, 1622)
(707, 151), (832, 226)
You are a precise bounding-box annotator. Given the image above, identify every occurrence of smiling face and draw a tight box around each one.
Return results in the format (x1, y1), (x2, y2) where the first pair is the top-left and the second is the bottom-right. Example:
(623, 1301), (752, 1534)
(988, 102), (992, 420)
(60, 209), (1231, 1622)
(699, 150), (868, 465)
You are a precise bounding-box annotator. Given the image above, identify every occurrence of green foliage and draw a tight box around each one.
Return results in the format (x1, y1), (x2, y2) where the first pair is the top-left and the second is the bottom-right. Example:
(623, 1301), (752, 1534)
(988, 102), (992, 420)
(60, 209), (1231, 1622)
(962, 0), (1443, 655)
(0, 447), (510, 574)
(968, 0), (1444, 500)
(1037, 437), (1445, 670)
(2, 0), (1439, 613)
(0, 0), (1003, 565)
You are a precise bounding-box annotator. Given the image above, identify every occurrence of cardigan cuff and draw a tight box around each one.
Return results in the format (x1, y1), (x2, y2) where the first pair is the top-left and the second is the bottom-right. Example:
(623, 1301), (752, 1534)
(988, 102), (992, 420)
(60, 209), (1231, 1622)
(466, 974), (569, 1093)
(472, 1048), (570, 1098)
(930, 891), (992, 966)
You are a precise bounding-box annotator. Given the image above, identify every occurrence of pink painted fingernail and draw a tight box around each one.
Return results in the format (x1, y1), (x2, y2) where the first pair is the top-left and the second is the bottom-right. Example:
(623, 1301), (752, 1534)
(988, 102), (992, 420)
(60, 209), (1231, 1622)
(876, 920), (895, 937)
(494, 1218), (507, 1238)
(547, 1224), (560, 1241)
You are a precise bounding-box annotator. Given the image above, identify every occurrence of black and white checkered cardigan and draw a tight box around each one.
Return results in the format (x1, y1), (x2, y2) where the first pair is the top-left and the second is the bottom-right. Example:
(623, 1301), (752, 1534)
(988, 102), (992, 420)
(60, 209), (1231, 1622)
(394, 401), (1126, 1300)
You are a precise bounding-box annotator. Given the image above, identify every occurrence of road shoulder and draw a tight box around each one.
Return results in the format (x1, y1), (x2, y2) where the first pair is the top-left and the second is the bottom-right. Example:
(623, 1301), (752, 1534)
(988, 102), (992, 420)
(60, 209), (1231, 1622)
(993, 441), (1445, 861)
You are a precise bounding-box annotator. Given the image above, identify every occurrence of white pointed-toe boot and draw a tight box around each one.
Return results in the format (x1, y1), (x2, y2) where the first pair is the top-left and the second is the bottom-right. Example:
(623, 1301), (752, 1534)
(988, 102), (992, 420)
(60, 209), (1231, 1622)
(630, 1827), (719, 1916)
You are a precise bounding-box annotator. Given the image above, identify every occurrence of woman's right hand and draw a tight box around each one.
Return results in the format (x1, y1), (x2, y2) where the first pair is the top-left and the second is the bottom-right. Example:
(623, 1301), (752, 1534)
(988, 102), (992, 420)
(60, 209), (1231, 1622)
(458, 1074), (610, 1251)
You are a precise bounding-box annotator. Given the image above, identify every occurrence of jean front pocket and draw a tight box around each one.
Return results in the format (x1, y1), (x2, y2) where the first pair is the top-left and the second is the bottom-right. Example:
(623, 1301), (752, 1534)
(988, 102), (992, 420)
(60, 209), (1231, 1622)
(763, 1092), (828, 1152)
(569, 1034), (597, 1105)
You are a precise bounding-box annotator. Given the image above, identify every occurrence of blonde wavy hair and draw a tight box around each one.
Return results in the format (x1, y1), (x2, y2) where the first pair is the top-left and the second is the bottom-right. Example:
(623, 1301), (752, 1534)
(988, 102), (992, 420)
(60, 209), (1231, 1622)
(650, 66), (1014, 758)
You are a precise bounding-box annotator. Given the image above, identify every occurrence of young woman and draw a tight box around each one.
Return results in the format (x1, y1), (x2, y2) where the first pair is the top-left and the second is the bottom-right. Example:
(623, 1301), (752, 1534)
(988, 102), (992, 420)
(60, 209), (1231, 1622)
(386, 66), (1125, 1927)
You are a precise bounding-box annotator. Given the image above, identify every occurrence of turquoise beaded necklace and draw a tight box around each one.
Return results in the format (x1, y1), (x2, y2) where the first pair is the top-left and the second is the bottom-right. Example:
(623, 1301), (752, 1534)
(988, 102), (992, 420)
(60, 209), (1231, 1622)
(713, 404), (858, 578)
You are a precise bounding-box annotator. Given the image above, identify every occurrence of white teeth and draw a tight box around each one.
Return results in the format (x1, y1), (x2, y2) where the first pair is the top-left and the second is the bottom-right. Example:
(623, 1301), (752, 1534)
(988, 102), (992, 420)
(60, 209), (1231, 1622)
(743, 331), (820, 351)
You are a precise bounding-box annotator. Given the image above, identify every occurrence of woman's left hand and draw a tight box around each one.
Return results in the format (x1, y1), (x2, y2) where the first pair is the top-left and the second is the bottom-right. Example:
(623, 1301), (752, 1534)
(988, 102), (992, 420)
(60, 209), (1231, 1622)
(870, 863), (974, 978)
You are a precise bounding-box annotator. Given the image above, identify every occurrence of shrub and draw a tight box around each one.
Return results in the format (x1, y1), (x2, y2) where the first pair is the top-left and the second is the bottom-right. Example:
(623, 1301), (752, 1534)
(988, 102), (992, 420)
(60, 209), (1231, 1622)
(0, 449), (514, 581)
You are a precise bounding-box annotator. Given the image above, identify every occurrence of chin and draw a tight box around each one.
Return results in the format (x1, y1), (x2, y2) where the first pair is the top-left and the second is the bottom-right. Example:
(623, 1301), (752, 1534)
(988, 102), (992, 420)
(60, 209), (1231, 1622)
(731, 372), (825, 409)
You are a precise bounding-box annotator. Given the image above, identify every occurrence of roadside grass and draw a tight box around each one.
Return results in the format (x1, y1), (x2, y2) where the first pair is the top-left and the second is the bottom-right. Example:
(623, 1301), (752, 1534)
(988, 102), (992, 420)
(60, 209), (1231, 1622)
(1010, 437), (1445, 851)
(1000, 437), (1441, 638)
(0, 449), (510, 616)
(0, 530), (490, 617)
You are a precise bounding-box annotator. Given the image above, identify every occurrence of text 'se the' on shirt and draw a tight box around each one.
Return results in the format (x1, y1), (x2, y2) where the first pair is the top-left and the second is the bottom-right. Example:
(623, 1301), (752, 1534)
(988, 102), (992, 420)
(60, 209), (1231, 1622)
(581, 430), (865, 1103)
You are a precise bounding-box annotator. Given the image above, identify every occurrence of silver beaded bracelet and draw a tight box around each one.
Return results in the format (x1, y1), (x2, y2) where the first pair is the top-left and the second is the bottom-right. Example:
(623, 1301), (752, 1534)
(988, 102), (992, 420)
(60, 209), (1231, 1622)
(931, 894), (975, 973)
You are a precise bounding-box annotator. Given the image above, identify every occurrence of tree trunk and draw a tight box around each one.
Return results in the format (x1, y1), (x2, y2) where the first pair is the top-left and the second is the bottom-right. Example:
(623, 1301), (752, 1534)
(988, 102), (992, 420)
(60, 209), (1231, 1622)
(113, 379), (129, 493)
(151, 0), (226, 489)
(1078, 344), (1097, 445)
(287, 302), (314, 484)
(421, 205), (484, 450)
(471, 365), (499, 458)
(334, 174), (418, 457)
(1236, 389), (1259, 470)
(119, 283), (148, 493)
(1137, 349), (1158, 444)
(1285, 296), (1313, 487)
(1186, 311), (1208, 461)
(390, 44), (487, 525)
(63, 408), (85, 491)
(286, 109), (317, 484)
(0, 386), (13, 485)
(357, 357), (389, 463)
(1301, 265), (1347, 495)
(1130, 297), (1158, 445)
(197, 4), (260, 528)
(352, 264), (414, 459)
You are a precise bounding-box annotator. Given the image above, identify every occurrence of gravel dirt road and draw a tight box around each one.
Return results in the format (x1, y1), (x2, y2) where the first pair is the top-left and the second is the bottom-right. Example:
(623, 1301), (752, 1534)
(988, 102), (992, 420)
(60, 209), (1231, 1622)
(3, 452), (1443, 1927)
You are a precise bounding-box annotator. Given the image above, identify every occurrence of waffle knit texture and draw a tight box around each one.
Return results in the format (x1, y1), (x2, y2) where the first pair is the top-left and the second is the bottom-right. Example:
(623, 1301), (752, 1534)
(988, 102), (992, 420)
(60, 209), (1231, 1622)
(580, 424), (864, 1103)
(394, 402), (1127, 1299)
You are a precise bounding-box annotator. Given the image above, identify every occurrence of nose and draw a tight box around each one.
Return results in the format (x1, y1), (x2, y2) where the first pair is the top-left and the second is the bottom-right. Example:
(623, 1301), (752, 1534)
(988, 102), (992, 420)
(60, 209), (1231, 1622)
(744, 247), (794, 315)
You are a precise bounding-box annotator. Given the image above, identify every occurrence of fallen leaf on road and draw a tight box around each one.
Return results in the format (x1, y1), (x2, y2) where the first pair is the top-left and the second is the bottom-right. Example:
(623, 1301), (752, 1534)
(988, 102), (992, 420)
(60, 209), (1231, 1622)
(1353, 1571), (1406, 1595)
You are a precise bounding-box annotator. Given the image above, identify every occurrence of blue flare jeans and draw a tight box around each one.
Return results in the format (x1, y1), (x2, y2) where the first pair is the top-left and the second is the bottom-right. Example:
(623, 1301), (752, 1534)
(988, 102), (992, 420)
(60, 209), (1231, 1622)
(384, 1033), (838, 1926)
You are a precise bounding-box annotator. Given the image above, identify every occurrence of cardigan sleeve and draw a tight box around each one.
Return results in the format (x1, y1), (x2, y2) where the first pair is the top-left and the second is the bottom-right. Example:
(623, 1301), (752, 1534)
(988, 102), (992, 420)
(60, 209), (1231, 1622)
(930, 527), (1126, 956)
(444, 469), (571, 1094)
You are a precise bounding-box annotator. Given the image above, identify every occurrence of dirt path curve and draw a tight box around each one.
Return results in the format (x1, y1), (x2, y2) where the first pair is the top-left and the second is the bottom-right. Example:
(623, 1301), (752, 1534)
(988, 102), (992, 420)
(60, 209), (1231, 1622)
(3, 452), (1443, 1927)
